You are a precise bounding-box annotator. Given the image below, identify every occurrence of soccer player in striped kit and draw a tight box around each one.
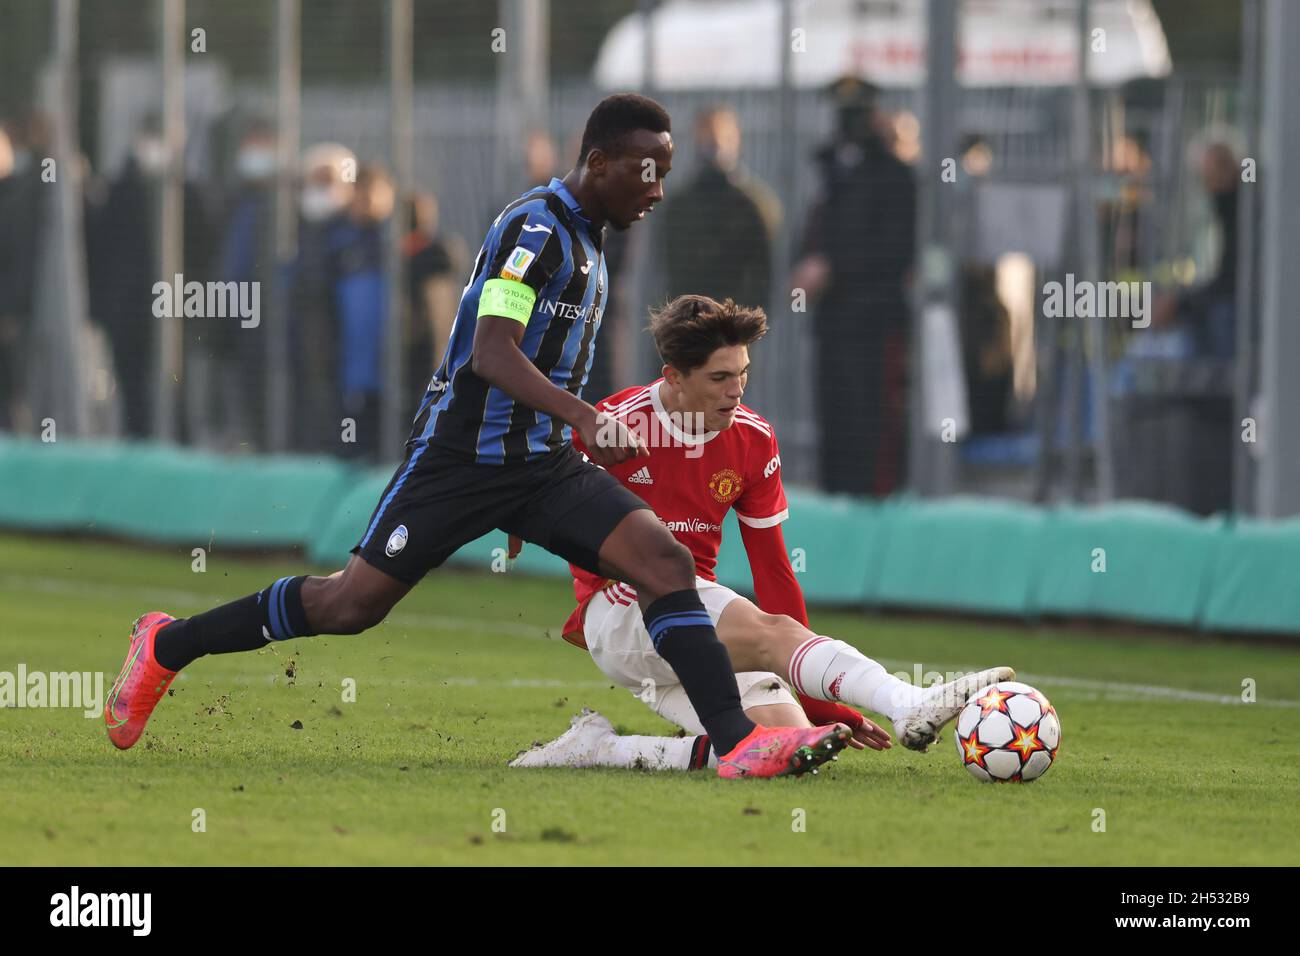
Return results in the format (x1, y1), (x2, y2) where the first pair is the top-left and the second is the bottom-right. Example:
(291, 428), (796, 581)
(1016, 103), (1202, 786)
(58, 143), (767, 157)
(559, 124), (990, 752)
(105, 94), (850, 778)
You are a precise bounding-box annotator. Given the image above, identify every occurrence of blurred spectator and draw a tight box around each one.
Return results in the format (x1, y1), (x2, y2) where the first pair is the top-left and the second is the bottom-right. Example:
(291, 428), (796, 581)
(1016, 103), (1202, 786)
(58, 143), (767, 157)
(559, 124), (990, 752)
(659, 105), (779, 310)
(952, 134), (1014, 436)
(960, 266), (1013, 435)
(403, 190), (463, 392)
(87, 115), (211, 439)
(1112, 141), (1240, 516)
(585, 223), (632, 400)
(286, 142), (354, 455)
(556, 123), (639, 399)
(524, 127), (557, 189)
(1102, 133), (1154, 275)
(1153, 141), (1240, 359)
(495, 128), (558, 215)
(195, 117), (278, 451)
(331, 163), (393, 462)
(791, 78), (916, 497)
(0, 116), (43, 432)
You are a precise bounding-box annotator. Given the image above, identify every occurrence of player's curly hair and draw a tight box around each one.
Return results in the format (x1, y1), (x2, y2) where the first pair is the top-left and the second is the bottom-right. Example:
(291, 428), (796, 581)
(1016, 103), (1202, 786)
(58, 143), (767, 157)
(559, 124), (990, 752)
(578, 93), (671, 163)
(648, 294), (768, 373)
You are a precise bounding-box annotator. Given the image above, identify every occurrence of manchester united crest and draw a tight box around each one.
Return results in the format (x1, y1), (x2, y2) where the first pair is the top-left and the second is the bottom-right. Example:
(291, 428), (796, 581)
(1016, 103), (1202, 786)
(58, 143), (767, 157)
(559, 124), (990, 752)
(708, 468), (743, 503)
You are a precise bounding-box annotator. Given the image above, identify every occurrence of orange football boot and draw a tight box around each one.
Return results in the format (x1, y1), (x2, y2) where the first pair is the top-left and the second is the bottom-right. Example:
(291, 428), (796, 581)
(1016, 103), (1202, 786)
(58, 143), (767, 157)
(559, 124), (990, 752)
(105, 612), (179, 750)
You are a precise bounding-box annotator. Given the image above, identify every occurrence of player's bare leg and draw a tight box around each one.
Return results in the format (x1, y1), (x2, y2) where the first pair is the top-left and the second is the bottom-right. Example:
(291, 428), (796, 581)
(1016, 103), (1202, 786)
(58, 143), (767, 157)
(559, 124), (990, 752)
(713, 596), (1014, 752)
(298, 556), (412, 634)
(744, 702), (810, 728)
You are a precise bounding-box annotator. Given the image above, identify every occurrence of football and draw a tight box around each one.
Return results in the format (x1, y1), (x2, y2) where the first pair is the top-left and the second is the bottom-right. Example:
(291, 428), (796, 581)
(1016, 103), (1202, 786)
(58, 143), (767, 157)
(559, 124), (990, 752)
(954, 681), (1061, 782)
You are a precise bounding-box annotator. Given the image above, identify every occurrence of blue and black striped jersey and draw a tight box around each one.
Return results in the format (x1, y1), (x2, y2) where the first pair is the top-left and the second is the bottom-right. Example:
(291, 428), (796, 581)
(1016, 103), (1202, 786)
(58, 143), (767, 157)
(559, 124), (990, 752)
(406, 177), (608, 466)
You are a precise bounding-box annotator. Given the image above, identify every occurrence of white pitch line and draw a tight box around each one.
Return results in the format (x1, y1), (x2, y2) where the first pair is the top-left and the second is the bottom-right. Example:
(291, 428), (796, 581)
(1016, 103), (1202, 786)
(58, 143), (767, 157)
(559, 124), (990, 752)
(868, 658), (1300, 709)
(172, 672), (614, 689)
(0, 574), (228, 611)
(1015, 673), (1298, 708)
(0, 574), (555, 640)
(3, 573), (1297, 708)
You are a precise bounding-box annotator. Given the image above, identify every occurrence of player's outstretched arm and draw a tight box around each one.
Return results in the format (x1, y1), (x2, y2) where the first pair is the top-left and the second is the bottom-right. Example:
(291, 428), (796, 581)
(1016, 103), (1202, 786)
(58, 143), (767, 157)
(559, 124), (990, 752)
(472, 313), (646, 467)
(739, 519), (810, 628)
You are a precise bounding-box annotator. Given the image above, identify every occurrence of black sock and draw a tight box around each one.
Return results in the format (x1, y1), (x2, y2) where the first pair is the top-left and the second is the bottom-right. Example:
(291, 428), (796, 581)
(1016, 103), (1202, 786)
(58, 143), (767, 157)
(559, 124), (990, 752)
(154, 576), (317, 671)
(643, 590), (755, 755)
(689, 735), (712, 771)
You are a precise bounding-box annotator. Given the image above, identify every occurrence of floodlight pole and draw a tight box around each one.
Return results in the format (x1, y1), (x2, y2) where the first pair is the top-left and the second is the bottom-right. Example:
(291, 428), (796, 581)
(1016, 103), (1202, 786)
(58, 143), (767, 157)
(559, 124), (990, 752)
(155, 0), (186, 442)
(1255, 0), (1300, 517)
(1232, 0), (1260, 514)
(268, 0), (300, 454)
(46, 0), (90, 438)
(911, 0), (960, 496)
(1073, 0), (1112, 502)
(383, 0), (414, 463)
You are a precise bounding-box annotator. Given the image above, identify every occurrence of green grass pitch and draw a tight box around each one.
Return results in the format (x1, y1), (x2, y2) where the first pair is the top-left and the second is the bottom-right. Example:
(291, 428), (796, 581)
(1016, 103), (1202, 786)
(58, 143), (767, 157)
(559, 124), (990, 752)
(1, 532), (1297, 866)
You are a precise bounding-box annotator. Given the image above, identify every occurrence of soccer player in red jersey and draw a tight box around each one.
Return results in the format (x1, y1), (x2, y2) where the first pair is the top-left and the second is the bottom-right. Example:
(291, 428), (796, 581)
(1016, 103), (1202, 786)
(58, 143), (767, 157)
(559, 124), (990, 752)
(511, 295), (1013, 771)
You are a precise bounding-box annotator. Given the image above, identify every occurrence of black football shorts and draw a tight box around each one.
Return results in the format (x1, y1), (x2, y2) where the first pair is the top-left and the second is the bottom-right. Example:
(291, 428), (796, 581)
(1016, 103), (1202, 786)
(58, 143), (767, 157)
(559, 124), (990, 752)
(351, 441), (650, 585)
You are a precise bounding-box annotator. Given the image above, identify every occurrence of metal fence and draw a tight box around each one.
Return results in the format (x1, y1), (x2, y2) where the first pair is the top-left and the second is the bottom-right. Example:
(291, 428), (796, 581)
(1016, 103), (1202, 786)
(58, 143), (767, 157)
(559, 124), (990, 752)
(1, 0), (1290, 516)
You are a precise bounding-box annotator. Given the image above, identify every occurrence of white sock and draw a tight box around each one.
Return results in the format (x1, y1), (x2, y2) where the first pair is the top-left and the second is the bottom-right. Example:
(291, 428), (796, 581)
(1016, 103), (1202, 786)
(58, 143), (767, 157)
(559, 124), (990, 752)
(788, 636), (925, 720)
(595, 734), (704, 771)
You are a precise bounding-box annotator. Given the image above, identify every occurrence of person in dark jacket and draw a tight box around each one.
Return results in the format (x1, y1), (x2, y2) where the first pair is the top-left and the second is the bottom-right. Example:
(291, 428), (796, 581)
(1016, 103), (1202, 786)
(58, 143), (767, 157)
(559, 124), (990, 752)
(0, 117), (43, 433)
(88, 116), (211, 439)
(402, 190), (462, 397)
(659, 106), (780, 310)
(791, 78), (916, 497)
(201, 118), (277, 450)
(1153, 141), (1240, 359)
(286, 142), (355, 455)
(330, 164), (393, 462)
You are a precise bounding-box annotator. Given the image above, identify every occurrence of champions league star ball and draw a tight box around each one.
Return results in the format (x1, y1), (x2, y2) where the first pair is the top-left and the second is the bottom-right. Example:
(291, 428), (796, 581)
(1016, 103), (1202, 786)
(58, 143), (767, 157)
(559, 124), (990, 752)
(954, 681), (1060, 782)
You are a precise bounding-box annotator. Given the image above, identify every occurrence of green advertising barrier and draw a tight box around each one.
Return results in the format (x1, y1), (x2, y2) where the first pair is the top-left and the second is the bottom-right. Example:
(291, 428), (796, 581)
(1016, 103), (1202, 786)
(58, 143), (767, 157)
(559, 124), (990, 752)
(869, 496), (1045, 615)
(1, 437), (1295, 636)
(0, 437), (121, 529)
(0, 437), (354, 548)
(713, 490), (885, 606)
(1027, 502), (1222, 627)
(1200, 516), (1300, 635)
(206, 455), (356, 546)
(306, 467), (395, 565)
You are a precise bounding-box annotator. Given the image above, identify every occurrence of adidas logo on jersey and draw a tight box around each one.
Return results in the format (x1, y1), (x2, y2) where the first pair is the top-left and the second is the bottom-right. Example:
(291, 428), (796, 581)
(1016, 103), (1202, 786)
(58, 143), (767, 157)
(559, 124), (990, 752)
(628, 466), (654, 485)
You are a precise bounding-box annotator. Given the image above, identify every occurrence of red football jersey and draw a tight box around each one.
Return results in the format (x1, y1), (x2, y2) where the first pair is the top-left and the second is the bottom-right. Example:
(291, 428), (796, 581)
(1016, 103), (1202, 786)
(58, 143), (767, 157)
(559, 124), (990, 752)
(562, 379), (788, 640)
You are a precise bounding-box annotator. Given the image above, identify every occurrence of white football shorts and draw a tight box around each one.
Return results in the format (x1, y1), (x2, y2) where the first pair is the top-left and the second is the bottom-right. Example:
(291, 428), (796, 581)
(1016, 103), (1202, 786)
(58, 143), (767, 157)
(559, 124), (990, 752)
(582, 575), (798, 735)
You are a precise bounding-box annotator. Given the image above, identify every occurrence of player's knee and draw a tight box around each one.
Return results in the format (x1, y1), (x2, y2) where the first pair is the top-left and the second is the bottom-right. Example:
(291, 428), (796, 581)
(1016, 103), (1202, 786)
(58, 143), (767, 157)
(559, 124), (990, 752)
(773, 613), (815, 658)
(637, 537), (695, 596)
(320, 581), (391, 635)
(331, 605), (380, 635)
(348, 594), (394, 634)
(731, 611), (789, 650)
(765, 612), (806, 639)
(743, 612), (805, 668)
